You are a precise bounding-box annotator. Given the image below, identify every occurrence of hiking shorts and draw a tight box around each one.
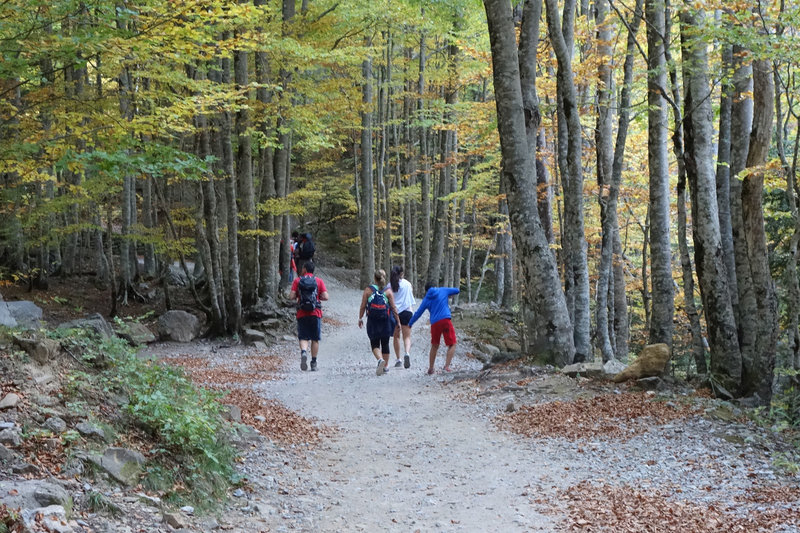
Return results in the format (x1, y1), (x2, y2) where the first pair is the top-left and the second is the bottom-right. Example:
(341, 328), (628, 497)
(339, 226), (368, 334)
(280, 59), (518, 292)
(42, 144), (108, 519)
(297, 316), (321, 341)
(430, 318), (457, 346)
(397, 310), (413, 326)
(370, 336), (391, 354)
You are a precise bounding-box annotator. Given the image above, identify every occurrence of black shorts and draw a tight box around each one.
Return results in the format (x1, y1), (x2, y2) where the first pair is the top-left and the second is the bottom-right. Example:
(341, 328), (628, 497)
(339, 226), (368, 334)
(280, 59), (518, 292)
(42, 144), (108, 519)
(398, 310), (413, 326)
(370, 336), (391, 354)
(297, 316), (321, 341)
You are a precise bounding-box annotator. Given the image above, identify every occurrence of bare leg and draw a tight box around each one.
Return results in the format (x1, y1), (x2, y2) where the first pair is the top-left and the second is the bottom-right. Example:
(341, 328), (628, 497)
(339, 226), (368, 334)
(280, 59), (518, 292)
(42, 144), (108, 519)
(392, 327), (402, 361)
(428, 344), (439, 374)
(310, 340), (320, 358)
(372, 346), (382, 361)
(402, 325), (412, 354)
(443, 343), (456, 371)
(299, 340), (310, 352)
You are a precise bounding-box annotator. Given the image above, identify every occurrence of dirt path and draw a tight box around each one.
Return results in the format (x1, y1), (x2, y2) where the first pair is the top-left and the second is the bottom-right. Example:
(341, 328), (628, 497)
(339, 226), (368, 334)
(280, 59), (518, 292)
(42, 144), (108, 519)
(246, 271), (564, 532)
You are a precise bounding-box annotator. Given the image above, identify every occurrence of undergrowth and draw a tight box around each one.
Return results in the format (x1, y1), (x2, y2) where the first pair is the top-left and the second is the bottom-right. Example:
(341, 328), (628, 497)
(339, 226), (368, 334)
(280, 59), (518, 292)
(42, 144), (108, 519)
(56, 328), (239, 509)
(752, 368), (800, 473)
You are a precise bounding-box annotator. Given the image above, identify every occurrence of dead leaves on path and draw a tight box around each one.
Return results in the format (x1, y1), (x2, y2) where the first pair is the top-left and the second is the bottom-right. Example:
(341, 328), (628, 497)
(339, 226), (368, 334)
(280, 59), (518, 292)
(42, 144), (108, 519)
(498, 392), (698, 441)
(559, 480), (800, 532)
(163, 353), (327, 445)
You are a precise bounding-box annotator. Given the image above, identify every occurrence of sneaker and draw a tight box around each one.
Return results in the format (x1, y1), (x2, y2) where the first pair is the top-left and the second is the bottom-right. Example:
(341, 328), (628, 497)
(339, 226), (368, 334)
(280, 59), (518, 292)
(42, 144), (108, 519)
(404, 354), (410, 369)
(310, 359), (317, 371)
(300, 350), (308, 371)
(376, 359), (386, 376)
(394, 359), (402, 368)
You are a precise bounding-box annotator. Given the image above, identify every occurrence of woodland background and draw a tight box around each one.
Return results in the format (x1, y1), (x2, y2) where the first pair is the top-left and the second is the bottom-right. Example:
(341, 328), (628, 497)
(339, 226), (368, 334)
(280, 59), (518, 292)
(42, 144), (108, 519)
(1, 0), (799, 406)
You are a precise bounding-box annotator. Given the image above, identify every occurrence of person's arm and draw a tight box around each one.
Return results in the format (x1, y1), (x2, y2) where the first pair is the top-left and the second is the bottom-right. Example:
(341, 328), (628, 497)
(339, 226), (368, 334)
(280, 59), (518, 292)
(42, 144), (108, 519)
(446, 287), (460, 297)
(290, 279), (299, 302)
(408, 298), (428, 327)
(317, 279), (329, 301)
(357, 287), (369, 328)
(387, 290), (401, 325)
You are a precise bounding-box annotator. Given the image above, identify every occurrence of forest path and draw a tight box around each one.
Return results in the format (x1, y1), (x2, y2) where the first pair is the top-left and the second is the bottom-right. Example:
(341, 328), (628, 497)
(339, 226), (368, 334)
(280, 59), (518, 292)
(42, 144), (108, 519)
(256, 269), (564, 532)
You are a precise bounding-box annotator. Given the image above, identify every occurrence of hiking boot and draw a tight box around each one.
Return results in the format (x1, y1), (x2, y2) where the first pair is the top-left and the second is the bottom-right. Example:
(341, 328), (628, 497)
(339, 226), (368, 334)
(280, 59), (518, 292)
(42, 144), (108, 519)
(376, 359), (386, 376)
(300, 350), (308, 371)
(310, 359), (317, 371)
(403, 354), (410, 369)
(394, 359), (402, 368)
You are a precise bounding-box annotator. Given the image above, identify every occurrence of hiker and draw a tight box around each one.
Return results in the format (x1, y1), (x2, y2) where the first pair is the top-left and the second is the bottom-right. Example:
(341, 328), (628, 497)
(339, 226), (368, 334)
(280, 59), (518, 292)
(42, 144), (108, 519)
(290, 260), (329, 371)
(288, 231), (299, 281)
(408, 282), (460, 375)
(358, 269), (400, 376)
(295, 232), (315, 276)
(387, 265), (415, 369)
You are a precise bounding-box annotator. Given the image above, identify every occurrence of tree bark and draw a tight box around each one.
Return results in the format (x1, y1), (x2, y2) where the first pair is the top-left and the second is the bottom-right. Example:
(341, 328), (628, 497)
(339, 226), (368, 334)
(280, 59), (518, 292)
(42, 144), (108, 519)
(359, 49), (375, 286)
(484, 0), (575, 366)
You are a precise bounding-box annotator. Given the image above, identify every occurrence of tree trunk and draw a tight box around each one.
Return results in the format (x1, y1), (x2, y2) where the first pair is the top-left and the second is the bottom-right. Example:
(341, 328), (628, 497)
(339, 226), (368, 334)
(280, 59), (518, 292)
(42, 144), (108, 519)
(359, 50), (375, 286)
(680, 6), (741, 396)
(545, 0), (590, 361)
(484, 0), (575, 366)
(646, 0), (674, 347)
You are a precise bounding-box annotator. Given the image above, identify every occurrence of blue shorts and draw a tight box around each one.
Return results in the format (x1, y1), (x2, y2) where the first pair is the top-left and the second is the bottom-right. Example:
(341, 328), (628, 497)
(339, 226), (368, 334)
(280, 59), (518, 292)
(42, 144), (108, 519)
(297, 316), (321, 341)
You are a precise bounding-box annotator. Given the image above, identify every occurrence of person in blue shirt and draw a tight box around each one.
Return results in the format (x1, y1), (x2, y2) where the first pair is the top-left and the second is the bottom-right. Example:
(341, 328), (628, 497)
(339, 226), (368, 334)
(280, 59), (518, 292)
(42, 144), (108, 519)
(408, 282), (460, 375)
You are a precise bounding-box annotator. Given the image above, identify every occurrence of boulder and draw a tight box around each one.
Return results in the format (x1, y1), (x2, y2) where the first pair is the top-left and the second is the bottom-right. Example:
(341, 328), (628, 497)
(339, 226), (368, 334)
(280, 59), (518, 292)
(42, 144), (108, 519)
(562, 361), (606, 378)
(242, 328), (266, 344)
(0, 444), (19, 464)
(6, 301), (43, 329)
(0, 297), (17, 328)
(0, 480), (71, 510)
(221, 404), (242, 423)
(0, 393), (20, 410)
(12, 335), (60, 364)
(115, 321), (156, 346)
(58, 313), (114, 338)
(603, 359), (627, 376)
(75, 421), (106, 441)
(613, 343), (671, 383)
(0, 428), (21, 446)
(87, 447), (145, 486)
(44, 417), (67, 434)
(21, 505), (73, 533)
(247, 298), (280, 321)
(157, 310), (200, 342)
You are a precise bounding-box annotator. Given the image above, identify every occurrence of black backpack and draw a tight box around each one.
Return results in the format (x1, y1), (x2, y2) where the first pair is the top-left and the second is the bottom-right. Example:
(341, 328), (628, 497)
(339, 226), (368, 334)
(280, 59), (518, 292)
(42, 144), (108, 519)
(299, 238), (315, 260)
(366, 285), (390, 321)
(297, 276), (320, 311)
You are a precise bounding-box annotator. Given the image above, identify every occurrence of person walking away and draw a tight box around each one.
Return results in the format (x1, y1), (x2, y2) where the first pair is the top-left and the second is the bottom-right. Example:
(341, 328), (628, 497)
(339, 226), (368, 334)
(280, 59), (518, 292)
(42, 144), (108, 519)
(359, 269), (400, 376)
(289, 231), (299, 281)
(295, 232), (315, 276)
(408, 282), (459, 375)
(290, 260), (329, 371)
(387, 265), (415, 369)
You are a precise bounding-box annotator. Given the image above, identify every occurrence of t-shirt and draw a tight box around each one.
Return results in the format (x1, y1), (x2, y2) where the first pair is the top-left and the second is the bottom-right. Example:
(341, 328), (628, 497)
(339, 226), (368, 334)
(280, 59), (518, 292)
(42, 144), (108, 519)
(291, 274), (327, 318)
(384, 278), (415, 314)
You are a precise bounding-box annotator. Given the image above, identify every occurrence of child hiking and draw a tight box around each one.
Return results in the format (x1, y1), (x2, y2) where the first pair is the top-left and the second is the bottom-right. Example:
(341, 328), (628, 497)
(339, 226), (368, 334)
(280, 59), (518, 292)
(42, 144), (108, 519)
(408, 282), (459, 375)
(386, 265), (415, 369)
(358, 269), (400, 376)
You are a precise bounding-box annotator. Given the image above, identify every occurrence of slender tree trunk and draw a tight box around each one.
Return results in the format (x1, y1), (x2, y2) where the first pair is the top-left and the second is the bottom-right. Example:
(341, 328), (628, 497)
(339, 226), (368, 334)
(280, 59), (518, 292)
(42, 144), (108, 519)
(360, 49), (375, 286)
(646, 0), (674, 347)
(545, 0), (590, 361)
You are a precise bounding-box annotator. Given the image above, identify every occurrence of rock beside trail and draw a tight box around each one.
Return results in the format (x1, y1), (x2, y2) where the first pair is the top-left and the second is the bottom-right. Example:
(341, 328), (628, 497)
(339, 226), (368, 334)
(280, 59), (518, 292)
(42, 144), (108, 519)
(12, 335), (61, 364)
(0, 393), (20, 409)
(21, 505), (74, 533)
(115, 321), (156, 346)
(613, 343), (670, 383)
(157, 310), (200, 342)
(562, 362), (606, 379)
(75, 421), (106, 441)
(0, 295), (17, 328)
(0, 479), (71, 510)
(5, 300), (43, 329)
(85, 447), (145, 486)
(58, 313), (114, 338)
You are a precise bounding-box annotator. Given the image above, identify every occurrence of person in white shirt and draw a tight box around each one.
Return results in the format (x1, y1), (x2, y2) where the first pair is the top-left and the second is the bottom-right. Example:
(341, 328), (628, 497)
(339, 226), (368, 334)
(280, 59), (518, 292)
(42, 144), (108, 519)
(387, 265), (416, 369)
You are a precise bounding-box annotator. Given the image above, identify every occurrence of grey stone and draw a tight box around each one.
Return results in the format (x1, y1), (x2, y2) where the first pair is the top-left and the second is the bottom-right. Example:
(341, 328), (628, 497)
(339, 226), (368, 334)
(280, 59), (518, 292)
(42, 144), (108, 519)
(44, 417), (67, 434)
(252, 341), (269, 351)
(221, 404), (242, 423)
(0, 393), (20, 409)
(201, 517), (221, 530)
(115, 321), (156, 346)
(162, 511), (189, 529)
(21, 505), (72, 533)
(0, 480), (71, 510)
(12, 335), (60, 364)
(0, 443), (18, 463)
(562, 362), (606, 378)
(87, 447), (145, 486)
(0, 428), (21, 446)
(157, 310), (200, 342)
(58, 313), (114, 339)
(75, 422), (106, 441)
(242, 328), (266, 343)
(12, 462), (39, 475)
(0, 299), (17, 328)
(6, 300), (42, 329)
(180, 505), (194, 515)
(603, 359), (627, 376)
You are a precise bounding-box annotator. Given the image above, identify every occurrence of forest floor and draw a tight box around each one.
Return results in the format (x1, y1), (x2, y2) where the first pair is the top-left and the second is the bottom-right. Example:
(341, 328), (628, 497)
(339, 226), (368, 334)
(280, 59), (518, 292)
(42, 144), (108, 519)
(4, 266), (800, 532)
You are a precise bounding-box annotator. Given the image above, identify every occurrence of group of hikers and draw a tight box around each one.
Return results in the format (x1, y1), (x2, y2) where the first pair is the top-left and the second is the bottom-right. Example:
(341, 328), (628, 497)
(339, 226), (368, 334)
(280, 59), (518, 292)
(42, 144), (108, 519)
(286, 235), (459, 376)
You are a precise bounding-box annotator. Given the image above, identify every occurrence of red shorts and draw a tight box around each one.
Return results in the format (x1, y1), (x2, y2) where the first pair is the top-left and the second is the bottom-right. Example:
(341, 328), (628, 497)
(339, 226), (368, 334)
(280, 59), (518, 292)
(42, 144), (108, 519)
(430, 318), (457, 346)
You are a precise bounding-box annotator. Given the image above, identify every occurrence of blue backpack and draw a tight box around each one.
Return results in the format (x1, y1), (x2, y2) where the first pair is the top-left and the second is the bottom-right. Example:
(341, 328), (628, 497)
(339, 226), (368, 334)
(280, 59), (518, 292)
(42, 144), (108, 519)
(366, 285), (390, 321)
